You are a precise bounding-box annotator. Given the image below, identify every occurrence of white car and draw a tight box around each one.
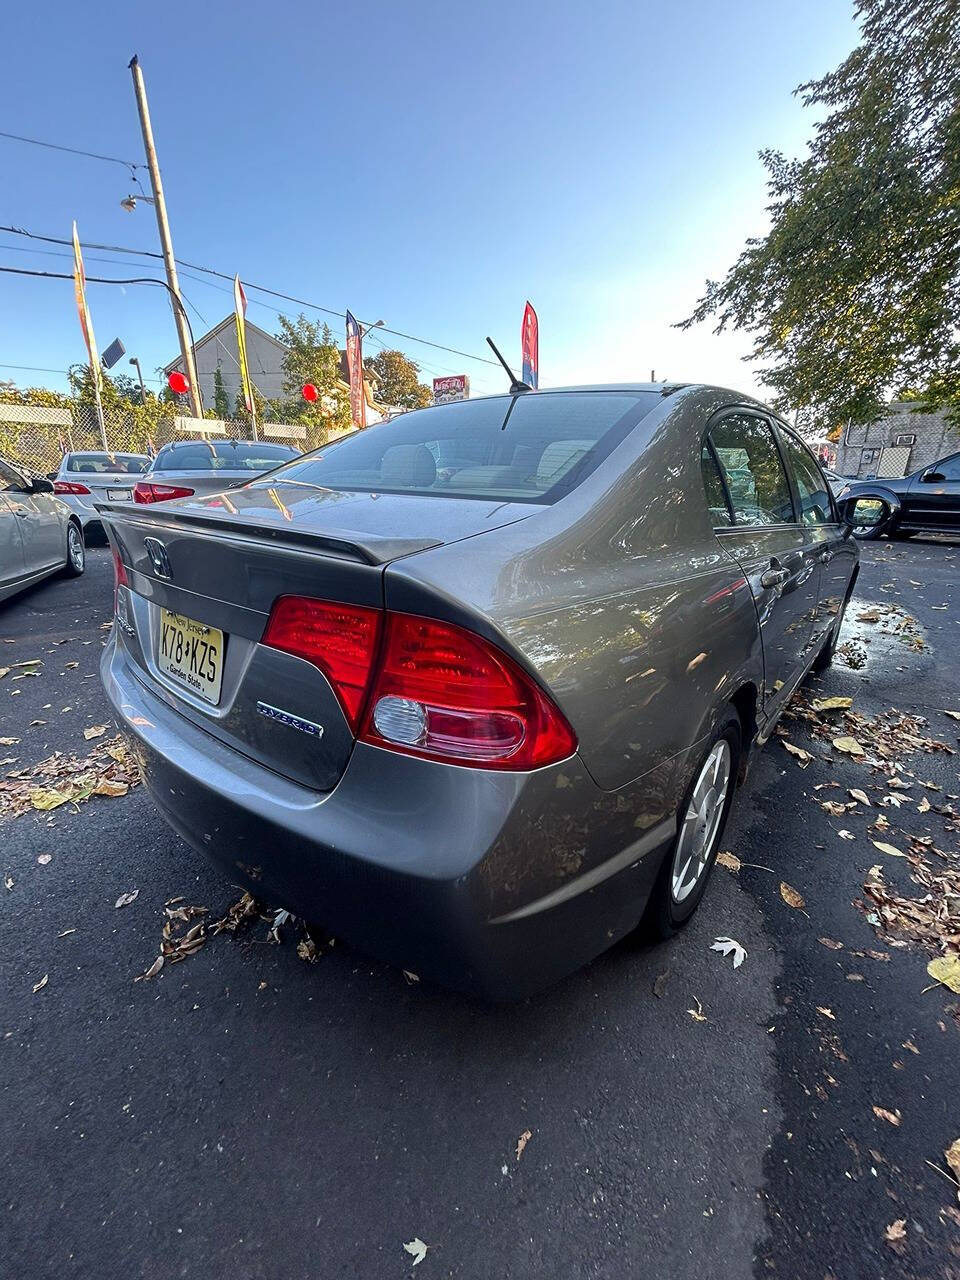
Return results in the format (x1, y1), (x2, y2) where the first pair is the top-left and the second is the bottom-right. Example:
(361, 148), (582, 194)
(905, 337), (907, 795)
(1, 456), (85, 602)
(51, 451), (149, 539)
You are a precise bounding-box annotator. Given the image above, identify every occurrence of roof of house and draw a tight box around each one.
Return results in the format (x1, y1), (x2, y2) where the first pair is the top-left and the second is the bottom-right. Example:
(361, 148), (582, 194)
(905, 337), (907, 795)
(163, 315), (287, 374)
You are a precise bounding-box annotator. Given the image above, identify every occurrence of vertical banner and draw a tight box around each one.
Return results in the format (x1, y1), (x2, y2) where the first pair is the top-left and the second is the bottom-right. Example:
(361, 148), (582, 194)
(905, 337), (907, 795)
(71, 222), (108, 449)
(233, 275), (258, 441)
(521, 300), (539, 389)
(345, 311), (366, 429)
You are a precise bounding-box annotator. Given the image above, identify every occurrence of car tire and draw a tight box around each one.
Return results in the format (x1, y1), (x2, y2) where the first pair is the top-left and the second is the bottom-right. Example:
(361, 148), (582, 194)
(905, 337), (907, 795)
(851, 519), (887, 540)
(63, 521), (85, 577)
(644, 709), (741, 939)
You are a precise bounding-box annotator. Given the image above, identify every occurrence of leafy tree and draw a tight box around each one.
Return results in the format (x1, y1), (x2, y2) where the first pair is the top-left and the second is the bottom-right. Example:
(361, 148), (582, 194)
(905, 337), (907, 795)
(274, 313), (350, 431)
(363, 349), (432, 410)
(680, 0), (960, 426)
(213, 366), (231, 419)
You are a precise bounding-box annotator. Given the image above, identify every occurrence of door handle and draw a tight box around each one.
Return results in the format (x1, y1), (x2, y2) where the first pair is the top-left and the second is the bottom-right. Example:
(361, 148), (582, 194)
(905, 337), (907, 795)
(14, 509), (28, 518)
(760, 566), (790, 589)
(818, 551), (830, 564)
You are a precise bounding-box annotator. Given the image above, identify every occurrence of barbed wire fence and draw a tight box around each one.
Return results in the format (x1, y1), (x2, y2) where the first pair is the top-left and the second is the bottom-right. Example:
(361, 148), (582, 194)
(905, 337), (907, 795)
(0, 401), (345, 476)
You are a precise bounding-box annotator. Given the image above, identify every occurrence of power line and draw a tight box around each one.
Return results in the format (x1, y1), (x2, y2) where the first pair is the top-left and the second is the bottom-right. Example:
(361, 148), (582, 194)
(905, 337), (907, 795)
(0, 130), (143, 174)
(0, 224), (500, 369)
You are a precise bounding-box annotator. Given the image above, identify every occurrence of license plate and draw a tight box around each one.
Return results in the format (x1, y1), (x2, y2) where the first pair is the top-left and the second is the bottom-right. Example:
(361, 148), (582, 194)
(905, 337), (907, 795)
(107, 488), (133, 501)
(158, 609), (224, 705)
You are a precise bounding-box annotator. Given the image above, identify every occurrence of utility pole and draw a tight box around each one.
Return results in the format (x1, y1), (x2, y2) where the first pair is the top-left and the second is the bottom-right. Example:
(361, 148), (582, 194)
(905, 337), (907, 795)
(128, 55), (203, 419)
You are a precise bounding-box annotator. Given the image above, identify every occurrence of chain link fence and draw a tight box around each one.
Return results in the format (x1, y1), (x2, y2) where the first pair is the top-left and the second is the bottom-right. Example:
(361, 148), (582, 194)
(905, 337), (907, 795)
(0, 400), (345, 477)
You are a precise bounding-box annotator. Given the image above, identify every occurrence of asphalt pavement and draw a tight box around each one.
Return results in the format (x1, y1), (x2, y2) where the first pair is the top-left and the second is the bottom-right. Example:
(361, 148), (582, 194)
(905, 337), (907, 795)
(1, 542), (958, 1280)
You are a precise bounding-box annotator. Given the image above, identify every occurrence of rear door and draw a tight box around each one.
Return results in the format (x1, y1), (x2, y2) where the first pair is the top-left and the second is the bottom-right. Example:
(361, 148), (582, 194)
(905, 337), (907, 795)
(705, 411), (820, 725)
(0, 489), (27, 595)
(903, 453), (960, 531)
(0, 460), (62, 574)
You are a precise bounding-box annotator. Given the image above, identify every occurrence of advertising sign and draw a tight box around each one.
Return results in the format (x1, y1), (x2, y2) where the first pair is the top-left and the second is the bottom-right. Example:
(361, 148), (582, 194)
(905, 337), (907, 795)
(433, 375), (470, 404)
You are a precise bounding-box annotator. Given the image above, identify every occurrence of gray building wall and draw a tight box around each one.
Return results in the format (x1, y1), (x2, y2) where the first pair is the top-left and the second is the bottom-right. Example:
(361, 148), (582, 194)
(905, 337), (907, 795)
(167, 320), (288, 413)
(834, 401), (960, 478)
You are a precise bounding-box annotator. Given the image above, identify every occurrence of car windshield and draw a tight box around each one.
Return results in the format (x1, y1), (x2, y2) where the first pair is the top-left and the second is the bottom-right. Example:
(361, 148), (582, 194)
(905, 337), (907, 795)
(66, 453), (147, 475)
(262, 391), (660, 502)
(153, 441), (299, 472)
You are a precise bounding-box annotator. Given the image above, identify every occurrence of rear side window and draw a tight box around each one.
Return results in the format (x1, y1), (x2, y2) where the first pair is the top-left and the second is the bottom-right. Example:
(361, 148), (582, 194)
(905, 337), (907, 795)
(710, 414), (795, 526)
(778, 428), (835, 525)
(153, 442), (298, 472)
(266, 391), (661, 503)
(700, 443), (732, 525)
(935, 454), (960, 479)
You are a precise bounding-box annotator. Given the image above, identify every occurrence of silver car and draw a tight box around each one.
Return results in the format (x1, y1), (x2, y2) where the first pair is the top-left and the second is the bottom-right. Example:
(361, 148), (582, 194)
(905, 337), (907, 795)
(51, 451), (149, 539)
(133, 439), (300, 504)
(99, 385), (859, 997)
(1, 456), (85, 602)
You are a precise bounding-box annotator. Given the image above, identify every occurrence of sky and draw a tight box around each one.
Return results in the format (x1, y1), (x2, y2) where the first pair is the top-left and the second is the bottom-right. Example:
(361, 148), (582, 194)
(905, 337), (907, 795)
(0, 0), (859, 405)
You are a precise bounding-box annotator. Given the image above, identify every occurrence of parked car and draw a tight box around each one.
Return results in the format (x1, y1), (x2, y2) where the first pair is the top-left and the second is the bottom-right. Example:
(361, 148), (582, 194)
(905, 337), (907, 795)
(822, 467), (851, 499)
(1, 456), (85, 602)
(133, 439), (300, 503)
(99, 385), (859, 997)
(50, 451), (149, 541)
(837, 450), (960, 538)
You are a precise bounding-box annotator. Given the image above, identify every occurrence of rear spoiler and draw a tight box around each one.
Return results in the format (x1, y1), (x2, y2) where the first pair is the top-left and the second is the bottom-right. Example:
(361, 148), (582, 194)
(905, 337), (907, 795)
(93, 500), (442, 567)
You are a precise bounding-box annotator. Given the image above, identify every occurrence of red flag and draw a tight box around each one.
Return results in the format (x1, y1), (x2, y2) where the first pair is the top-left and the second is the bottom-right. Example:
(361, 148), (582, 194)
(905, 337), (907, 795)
(521, 301), (539, 389)
(345, 310), (366, 429)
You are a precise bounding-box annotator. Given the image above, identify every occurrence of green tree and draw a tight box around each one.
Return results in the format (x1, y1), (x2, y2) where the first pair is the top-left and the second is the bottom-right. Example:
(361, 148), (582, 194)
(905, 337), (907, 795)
(274, 313), (350, 432)
(363, 349), (432, 410)
(213, 366), (231, 419)
(680, 0), (960, 426)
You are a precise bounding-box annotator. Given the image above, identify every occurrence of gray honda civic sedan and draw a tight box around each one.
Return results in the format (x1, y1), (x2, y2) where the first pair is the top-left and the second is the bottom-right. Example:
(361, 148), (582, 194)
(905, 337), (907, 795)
(99, 384), (859, 997)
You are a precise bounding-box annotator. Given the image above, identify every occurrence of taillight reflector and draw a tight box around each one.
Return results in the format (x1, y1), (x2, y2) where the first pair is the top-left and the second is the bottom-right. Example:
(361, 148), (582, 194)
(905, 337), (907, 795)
(261, 596), (382, 731)
(133, 482), (195, 504)
(111, 547), (129, 613)
(54, 480), (91, 495)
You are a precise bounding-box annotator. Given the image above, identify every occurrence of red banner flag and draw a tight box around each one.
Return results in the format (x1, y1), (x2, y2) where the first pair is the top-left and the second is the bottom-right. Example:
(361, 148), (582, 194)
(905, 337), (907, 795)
(345, 310), (366, 429)
(521, 301), (539, 389)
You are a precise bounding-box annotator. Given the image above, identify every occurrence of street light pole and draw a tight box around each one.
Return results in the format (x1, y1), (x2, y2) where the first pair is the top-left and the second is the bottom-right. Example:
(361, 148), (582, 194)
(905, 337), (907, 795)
(129, 356), (147, 404)
(128, 54), (203, 419)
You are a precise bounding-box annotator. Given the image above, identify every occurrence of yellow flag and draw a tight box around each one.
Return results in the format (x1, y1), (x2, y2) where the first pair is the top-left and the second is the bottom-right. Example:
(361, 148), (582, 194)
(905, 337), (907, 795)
(233, 275), (256, 424)
(72, 222), (102, 395)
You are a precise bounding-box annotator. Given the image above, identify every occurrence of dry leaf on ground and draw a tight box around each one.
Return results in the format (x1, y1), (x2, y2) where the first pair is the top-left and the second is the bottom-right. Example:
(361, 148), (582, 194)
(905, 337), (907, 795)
(687, 997), (707, 1022)
(115, 890), (139, 909)
(813, 696), (853, 711)
(516, 1129), (532, 1161)
(927, 954), (960, 994)
(945, 1138), (960, 1187)
(780, 882), (805, 910)
(783, 741), (814, 766)
(873, 1106), (902, 1126)
(816, 1006), (836, 1019)
(833, 735), (866, 756)
(819, 937), (844, 950)
(848, 789), (871, 806)
(872, 841), (906, 858)
(83, 725), (109, 740)
(32, 974), (48, 994)
(711, 936), (747, 968)
(716, 851), (741, 871)
(884, 1220), (907, 1245)
(403, 1239), (428, 1267)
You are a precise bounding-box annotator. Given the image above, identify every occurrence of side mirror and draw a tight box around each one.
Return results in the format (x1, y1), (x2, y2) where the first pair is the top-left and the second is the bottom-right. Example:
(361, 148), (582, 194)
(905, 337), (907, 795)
(921, 469), (944, 483)
(29, 475), (55, 495)
(838, 494), (892, 538)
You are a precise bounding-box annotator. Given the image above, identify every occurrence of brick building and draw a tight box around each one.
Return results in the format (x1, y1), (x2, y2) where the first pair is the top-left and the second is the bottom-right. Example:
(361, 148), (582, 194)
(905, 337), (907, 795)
(833, 401), (960, 480)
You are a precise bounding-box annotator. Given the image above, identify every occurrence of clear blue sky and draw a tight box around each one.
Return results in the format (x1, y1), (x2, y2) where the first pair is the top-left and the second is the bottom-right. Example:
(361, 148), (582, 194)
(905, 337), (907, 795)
(1, 0), (858, 403)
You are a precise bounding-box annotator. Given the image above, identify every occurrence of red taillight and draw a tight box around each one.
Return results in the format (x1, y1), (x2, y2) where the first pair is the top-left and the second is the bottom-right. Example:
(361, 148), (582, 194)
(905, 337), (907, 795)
(133, 482), (195, 504)
(361, 613), (577, 769)
(111, 547), (129, 613)
(54, 480), (91, 495)
(261, 596), (382, 731)
(262, 595), (576, 770)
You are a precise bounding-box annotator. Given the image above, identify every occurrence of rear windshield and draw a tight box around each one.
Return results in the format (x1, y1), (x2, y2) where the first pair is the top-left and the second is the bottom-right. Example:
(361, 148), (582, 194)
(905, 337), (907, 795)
(262, 391), (660, 502)
(153, 441), (299, 472)
(67, 453), (147, 475)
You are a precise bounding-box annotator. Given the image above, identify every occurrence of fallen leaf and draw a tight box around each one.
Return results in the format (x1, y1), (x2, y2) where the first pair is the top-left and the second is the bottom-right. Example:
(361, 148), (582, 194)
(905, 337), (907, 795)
(783, 741), (814, 766)
(32, 974), (48, 994)
(37, 853), (52, 865)
(848, 789), (871, 806)
(57, 928), (76, 937)
(780, 882), (806, 910)
(711, 936), (747, 968)
(833, 735), (866, 756)
(402, 969), (420, 985)
(143, 955), (164, 980)
(297, 938), (318, 963)
(516, 1128), (532, 1161)
(3, 875), (12, 891)
(943, 710), (960, 722)
(716, 851), (741, 871)
(83, 725), (109, 741)
(819, 937), (844, 950)
(687, 996), (707, 1022)
(872, 841), (906, 858)
(884, 1219), (907, 1245)
(917, 796), (931, 813)
(115, 890), (139, 909)
(0, 736), (19, 745)
(821, 800), (848, 817)
(945, 1138), (960, 1183)
(927, 954), (960, 994)
(686, 652), (707, 671)
(94, 777), (129, 797)
(403, 1238), (429, 1267)
(813, 696), (853, 711)
(816, 1006), (836, 1020)
(838, 829), (856, 840)
(873, 1106), (902, 1126)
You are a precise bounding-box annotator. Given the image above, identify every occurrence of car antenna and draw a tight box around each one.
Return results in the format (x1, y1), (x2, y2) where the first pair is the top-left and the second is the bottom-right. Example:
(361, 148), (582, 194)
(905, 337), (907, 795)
(486, 337), (532, 394)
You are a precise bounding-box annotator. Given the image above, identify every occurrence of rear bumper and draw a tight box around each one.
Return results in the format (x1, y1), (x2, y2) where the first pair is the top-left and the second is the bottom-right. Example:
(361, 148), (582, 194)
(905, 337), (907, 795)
(102, 634), (673, 999)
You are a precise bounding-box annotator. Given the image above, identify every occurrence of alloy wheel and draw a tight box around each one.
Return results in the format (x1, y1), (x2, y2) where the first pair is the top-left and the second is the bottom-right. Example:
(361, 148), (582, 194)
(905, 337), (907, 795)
(671, 739), (731, 903)
(68, 525), (84, 572)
